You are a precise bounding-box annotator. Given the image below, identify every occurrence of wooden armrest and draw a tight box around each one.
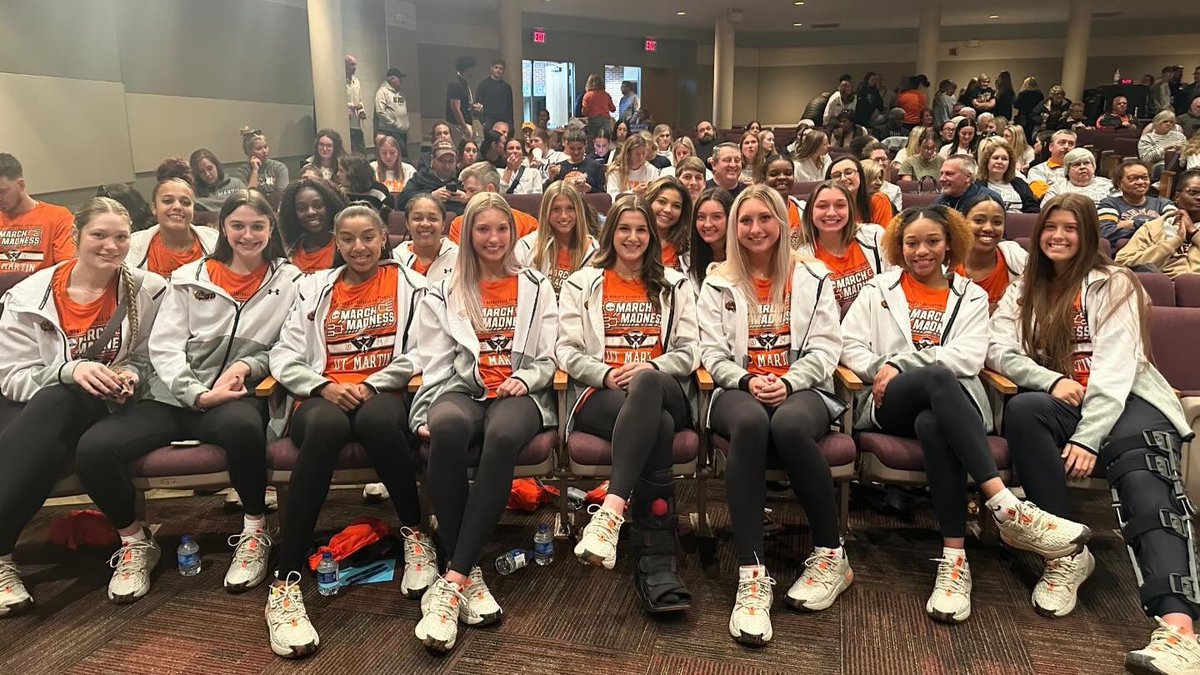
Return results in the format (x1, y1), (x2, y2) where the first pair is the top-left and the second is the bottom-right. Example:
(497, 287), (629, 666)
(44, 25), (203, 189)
(554, 370), (568, 391)
(834, 366), (864, 391)
(408, 375), (423, 393)
(979, 369), (1018, 395)
(255, 376), (278, 397)
(695, 368), (713, 391)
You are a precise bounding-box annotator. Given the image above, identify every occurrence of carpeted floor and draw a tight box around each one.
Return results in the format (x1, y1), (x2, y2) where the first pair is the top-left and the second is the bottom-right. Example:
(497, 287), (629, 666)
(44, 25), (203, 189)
(0, 482), (1149, 674)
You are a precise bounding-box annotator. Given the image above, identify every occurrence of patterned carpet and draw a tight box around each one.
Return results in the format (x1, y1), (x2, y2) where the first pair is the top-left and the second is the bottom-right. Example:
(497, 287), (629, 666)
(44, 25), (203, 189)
(0, 482), (1148, 674)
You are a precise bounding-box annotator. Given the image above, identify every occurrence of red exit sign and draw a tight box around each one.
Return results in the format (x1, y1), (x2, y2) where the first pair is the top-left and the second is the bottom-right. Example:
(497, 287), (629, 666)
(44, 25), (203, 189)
(644, 37), (657, 52)
(532, 27), (546, 44)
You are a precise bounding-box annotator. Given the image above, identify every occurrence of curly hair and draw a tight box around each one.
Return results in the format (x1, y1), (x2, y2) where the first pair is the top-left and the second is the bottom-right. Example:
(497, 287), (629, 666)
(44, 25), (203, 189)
(277, 177), (346, 251)
(880, 205), (973, 270)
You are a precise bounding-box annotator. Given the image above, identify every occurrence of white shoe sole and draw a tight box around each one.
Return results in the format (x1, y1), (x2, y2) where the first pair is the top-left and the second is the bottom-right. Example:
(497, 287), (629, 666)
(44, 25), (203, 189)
(926, 602), (971, 624)
(415, 624), (456, 652)
(728, 617), (772, 646)
(573, 541), (615, 569)
(0, 597), (34, 617)
(225, 566), (270, 593)
(1000, 525), (1092, 560)
(786, 568), (853, 612)
(1032, 551), (1095, 618)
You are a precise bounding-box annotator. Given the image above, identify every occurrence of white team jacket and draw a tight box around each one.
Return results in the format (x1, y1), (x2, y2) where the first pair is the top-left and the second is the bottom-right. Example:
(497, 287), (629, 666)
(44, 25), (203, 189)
(794, 223), (891, 277)
(126, 225), (219, 272)
(392, 238), (459, 285)
(513, 233), (599, 278)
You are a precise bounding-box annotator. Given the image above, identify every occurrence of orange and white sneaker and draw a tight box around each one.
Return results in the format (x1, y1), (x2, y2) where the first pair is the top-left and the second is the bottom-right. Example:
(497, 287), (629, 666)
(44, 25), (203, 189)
(785, 547), (853, 611)
(1031, 546), (1094, 617)
(224, 529), (273, 592)
(1125, 617), (1200, 674)
(416, 577), (469, 652)
(926, 553), (972, 624)
(0, 559), (33, 616)
(399, 527), (438, 598)
(264, 572), (319, 658)
(574, 505), (623, 569)
(107, 536), (161, 604)
(728, 564), (775, 646)
(462, 566), (502, 626)
(997, 500), (1091, 560)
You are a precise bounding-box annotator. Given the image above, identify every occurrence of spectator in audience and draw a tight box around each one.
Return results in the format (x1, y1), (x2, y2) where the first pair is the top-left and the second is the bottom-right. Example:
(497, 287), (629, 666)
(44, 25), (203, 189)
(970, 73), (997, 114)
(1139, 110), (1188, 173)
(898, 130), (945, 187)
(893, 126), (924, 172)
(278, 177), (345, 273)
(613, 119), (631, 146)
(855, 72), (885, 128)
(746, 121), (762, 134)
(1177, 65), (1200, 113)
(976, 140), (1039, 213)
(759, 129), (777, 157)
(873, 108), (907, 142)
(398, 139), (467, 216)
(0, 196), (166, 619)
(933, 79), (957, 130)
(1002, 124), (1036, 173)
(822, 74), (857, 127)
(650, 124), (674, 170)
(445, 162), (539, 244)
(446, 56), (479, 142)
(307, 129), (345, 182)
(897, 76), (928, 128)
(1014, 77), (1044, 134)
(393, 194), (457, 284)
(686, 187), (731, 287)
(190, 148), (247, 213)
(694, 120), (719, 163)
(1183, 130), (1200, 171)
(739, 131), (764, 184)
(536, 108), (551, 130)
(696, 185), (848, 646)
(708, 143), (747, 198)
(546, 128), (606, 193)
(1115, 169), (1200, 276)
(1175, 96), (1200, 139)
(524, 128), (566, 182)
(1150, 66), (1176, 113)
(792, 130), (832, 182)
(339, 155), (393, 220)
(990, 193), (1198, 673)
(843, 204), (1090, 627)
(589, 129), (615, 166)
(476, 59), (513, 132)
(0, 153), (73, 272)
(618, 80), (641, 123)
(606, 134), (660, 196)
(936, 155), (1001, 214)
(1096, 96), (1133, 129)
(457, 138), (480, 172)
(660, 137), (709, 180)
(1043, 148), (1115, 205)
(643, 177), (692, 271)
(862, 141), (903, 211)
(828, 156), (894, 227)
(298, 164), (322, 181)
(786, 119), (816, 155)
(1027, 129), (1077, 198)
(582, 73), (616, 139)
(1061, 101), (1089, 131)
(513, 181), (597, 295)
(940, 118), (978, 158)
(499, 139), (542, 195)
(96, 183), (154, 232)
(1098, 158), (1177, 247)
(976, 112), (998, 139)
(958, 77), (980, 108)
(415, 122), (454, 172)
(345, 55), (367, 153)
(128, 159), (218, 277)
(993, 71), (1015, 121)
(374, 68), (410, 155)
(674, 156), (709, 204)
(233, 128), (288, 196)
(1035, 85), (1072, 132)
(938, 119), (958, 146)
(831, 111), (869, 149)
(372, 135), (417, 194)
(954, 193), (1027, 308)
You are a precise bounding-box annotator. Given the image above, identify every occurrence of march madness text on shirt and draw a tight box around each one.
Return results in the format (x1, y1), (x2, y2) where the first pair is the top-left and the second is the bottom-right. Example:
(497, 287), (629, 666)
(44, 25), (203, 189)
(910, 306), (943, 351)
(325, 298), (398, 376)
(603, 298), (661, 364)
(749, 295), (792, 374)
(0, 228), (45, 272)
(68, 324), (121, 363)
(479, 303), (517, 368)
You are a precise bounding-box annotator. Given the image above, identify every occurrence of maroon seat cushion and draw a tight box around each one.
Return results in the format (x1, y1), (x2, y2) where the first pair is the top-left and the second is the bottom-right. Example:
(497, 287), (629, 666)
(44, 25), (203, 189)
(856, 433), (1010, 471)
(710, 432), (856, 468)
(419, 431), (557, 468)
(267, 440), (373, 472)
(568, 430), (698, 467)
(129, 445), (229, 477)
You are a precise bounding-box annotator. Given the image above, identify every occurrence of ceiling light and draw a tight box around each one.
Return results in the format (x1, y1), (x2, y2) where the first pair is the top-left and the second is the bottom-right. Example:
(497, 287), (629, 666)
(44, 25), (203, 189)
(677, 10), (686, 15)
(794, 1), (804, 4)
(793, 22), (803, 26)
(988, 14), (999, 18)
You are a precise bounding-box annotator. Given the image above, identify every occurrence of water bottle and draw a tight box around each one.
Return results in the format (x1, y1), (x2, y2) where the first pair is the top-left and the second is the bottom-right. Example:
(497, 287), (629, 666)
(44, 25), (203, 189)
(317, 552), (340, 596)
(533, 523), (554, 566)
(176, 535), (201, 576)
(495, 549), (531, 575)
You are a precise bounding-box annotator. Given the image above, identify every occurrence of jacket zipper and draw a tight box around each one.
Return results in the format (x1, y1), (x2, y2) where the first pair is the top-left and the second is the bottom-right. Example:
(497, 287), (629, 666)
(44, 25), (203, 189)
(210, 263), (279, 386)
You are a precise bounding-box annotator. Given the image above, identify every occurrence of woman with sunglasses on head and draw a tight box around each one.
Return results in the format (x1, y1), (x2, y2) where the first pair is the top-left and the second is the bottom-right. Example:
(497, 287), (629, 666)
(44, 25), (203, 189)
(515, 181), (598, 295)
(127, 159), (219, 278)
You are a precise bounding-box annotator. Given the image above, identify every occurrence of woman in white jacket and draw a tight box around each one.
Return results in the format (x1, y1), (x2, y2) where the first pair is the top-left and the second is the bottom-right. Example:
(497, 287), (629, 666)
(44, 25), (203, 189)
(560, 194), (698, 614)
(514, 181), (598, 295)
(953, 194), (1028, 310)
(126, 158), (218, 277)
(795, 181), (891, 312)
(410, 192), (558, 653)
(841, 204), (1090, 625)
(76, 190), (295, 605)
(988, 194), (1199, 673)
(499, 139), (543, 195)
(392, 194), (458, 285)
(264, 205), (430, 659)
(0, 197), (166, 617)
(277, 177), (346, 274)
(644, 176), (692, 272)
(698, 185), (848, 646)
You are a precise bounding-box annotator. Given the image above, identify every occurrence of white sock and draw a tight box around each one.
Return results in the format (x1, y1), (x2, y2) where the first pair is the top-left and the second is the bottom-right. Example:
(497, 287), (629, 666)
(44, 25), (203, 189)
(243, 513), (267, 533)
(985, 488), (1022, 522)
(818, 546), (844, 560)
(120, 527), (147, 545)
(943, 546), (966, 562)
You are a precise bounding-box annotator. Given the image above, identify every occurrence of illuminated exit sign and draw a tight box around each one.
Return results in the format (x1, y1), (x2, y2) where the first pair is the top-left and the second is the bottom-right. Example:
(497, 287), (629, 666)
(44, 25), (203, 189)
(644, 36), (657, 52)
(532, 27), (546, 44)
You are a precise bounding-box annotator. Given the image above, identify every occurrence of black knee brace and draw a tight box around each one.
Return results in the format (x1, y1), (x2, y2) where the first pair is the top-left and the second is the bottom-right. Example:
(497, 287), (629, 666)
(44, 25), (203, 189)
(1106, 429), (1200, 612)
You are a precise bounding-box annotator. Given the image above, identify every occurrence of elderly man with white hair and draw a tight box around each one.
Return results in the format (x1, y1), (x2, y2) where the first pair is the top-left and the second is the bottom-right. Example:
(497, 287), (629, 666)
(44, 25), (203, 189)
(1041, 148), (1115, 205)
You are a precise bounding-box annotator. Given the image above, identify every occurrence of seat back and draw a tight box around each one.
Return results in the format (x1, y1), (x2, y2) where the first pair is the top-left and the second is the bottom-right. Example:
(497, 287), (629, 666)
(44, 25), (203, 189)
(1136, 272), (1176, 307)
(386, 209), (407, 236)
(791, 180), (824, 198)
(1005, 212), (1040, 240)
(193, 211), (219, 226)
(1175, 275), (1200, 308)
(1150, 306), (1200, 392)
(582, 192), (613, 218)
(1112, 136), (1139, 160)
(502, 193), (543, 216)
(901, 192), (938, 210)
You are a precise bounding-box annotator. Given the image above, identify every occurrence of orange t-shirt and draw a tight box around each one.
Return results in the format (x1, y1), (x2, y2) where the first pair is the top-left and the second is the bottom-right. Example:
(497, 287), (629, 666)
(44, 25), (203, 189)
(900, 272), (949, 351)
(411, 257), (432, 275)
(601, 270), (664, 367)
(291, 239), (335, 274)
(1070, 292), (1092, 388)
(869, 192), (894, 227)
(477, 277), (519, 396)
(814, 240), (874, 308)
(51, 259), (120, 363)
(661, 243), (680, 271)
(448, 208), (538, 245)
(323, 265), (399, 385)
(954, 250), (1011, 306)
(748, 276), (792, 377)
(547, 246), (576, 294)
(787, 201), (803, 249)
(205, 259), (267, 302)
(146, 232), (204, 278)
(0, 202), (76, 273)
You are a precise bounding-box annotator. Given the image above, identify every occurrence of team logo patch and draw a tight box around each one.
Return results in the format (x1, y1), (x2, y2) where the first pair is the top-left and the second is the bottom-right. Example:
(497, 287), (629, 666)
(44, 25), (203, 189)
(6, 251), (20, 261)
(754, 331), (780, 349)
(350, 335), (376, 352)
(194, 289), (216, 301)
(624, 331), (649, 348)
(725, 300), (736, 311)
(484, 334), (512, 352)
(39, 320), (54, 332)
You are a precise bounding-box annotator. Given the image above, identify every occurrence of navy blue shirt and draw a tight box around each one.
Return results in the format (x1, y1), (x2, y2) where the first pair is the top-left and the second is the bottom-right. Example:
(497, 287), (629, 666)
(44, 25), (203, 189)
(546, 157), (606, 193)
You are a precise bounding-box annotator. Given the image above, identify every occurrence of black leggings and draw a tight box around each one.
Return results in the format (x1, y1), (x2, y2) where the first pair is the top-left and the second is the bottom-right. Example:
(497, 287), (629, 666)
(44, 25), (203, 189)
(0, 386), (110, 555)
(426, 393), (542, 575)
(874, 365), (1000, 539)
(76, 399), (269, 529)
(277, 394), (420, 576)
(711, 389), (838, 564)
(573, 370), (689, 500)
(1005, 392), (1195, 619)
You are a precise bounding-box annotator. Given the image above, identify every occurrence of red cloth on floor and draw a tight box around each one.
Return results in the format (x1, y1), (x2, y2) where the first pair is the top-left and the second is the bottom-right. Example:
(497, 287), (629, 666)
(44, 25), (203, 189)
(307, 517), (392, 572)
(48, 510), (119, 550)
(506, 478), (560, 511)
(585, 480), (609, 504)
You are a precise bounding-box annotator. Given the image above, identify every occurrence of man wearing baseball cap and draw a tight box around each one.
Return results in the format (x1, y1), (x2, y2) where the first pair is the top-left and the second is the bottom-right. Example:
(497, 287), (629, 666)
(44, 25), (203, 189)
(397, 139), (469, 216)
(374, 67), (410, 155)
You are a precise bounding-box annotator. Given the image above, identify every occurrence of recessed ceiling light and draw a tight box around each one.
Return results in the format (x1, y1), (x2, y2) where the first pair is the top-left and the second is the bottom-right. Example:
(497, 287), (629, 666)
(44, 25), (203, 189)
(677, 10), (686, 15)
(793, 22), (803, 26)
(988, 14), (999, 18)
(794, 1), (804, 5)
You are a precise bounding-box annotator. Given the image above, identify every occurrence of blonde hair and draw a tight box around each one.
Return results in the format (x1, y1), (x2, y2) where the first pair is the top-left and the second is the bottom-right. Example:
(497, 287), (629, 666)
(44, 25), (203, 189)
(1005, 124), (1030, 166)
(719, 185), (798, 310)
(976, 139), (1017, 182)
(533, 181), (594, 277)
(73, 197), (139, 360)
(669, 136), (697, 166)
(903, 126), (926, 157)
(607, 135), (653, 193)
(1184, 129), (1200, 162)
(450, 193), (522, 330)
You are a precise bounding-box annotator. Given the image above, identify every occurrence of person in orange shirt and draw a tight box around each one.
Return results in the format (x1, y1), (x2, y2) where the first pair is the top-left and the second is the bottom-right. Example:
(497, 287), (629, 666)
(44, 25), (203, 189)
(795, 181), (892, 312)
(762, 155), (808, 246)
(827, 156), (894, 228)
(644, 176), (692, 273)
(126, 159), (219, 278)
(392, 194), (459, 285)
(445, 162), (538, 243)
(514, 181), (597, 295)
(686, 187), (733, 288)
(953, 194), (1028, 310)
(278, 177), (347, 274)
(0, 153), (76, 273)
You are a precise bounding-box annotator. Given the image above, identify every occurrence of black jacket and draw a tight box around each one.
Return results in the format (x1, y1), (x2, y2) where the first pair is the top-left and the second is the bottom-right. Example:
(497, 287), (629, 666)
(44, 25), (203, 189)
(397, 170), (466, 216)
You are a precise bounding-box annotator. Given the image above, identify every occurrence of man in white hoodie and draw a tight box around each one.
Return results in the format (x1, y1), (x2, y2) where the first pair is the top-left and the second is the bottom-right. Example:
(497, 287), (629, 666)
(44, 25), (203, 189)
(375, 68), (411, 157)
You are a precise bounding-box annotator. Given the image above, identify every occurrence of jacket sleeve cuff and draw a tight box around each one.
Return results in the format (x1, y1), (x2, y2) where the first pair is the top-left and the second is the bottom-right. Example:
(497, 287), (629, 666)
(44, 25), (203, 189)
(738, 374), (754, 391)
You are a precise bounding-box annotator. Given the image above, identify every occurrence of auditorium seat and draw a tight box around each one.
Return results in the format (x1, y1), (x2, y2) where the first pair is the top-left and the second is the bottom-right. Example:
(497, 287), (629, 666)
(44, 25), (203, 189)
(857, 433), (1012, 484)
(386, 209), (407, 236)
(1004, 212), (1039, 240)
(1150, 307), (1200, 497)
(1135, 272), (1176, 306)
(901, 192), (938, 209)
(568, 430), (699, 477)
(1174, 275), (1200, 307)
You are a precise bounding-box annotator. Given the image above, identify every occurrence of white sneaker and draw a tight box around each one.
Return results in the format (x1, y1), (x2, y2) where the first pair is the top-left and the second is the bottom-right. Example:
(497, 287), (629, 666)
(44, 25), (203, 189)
(0, 559), (33, 616)
(462, 566), (502, 626)
(224, 529), (273, 592)
(224, 487), (278, 512)
(1126, 617), (1200, 675)
(785, 547), (853, 611)
(996, 501), (1091, 560)
(728, 564), (775, 646)
(265, 572), (319, 658)
(107, 537), (161, 604)
(399, 527), (438, 599)
(573, 504), (624, 569)
(416, 577), (466, 652)
(362, 483), (390, 503)
(1031, 546), (1094, 618)
(926, 554), (972, 624)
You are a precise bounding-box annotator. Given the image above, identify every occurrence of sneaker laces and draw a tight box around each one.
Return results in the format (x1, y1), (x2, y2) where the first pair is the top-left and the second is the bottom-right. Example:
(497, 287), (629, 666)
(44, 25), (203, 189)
(267, 572), (307, 629)
(427, 579), (468, 621)
(1041, 553), (1080, 588)
(930, 556), (969, 595)
(735, 571), (776, 613)
(228, 530), (273, 565)
(583, 504), (622, 548)
(108, 540), (156, 573)
(0, 559), (20, 586)
(1012, 501), (1060, 537)
(799, 550), (842, 590)
(400, 527), (436, 567)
